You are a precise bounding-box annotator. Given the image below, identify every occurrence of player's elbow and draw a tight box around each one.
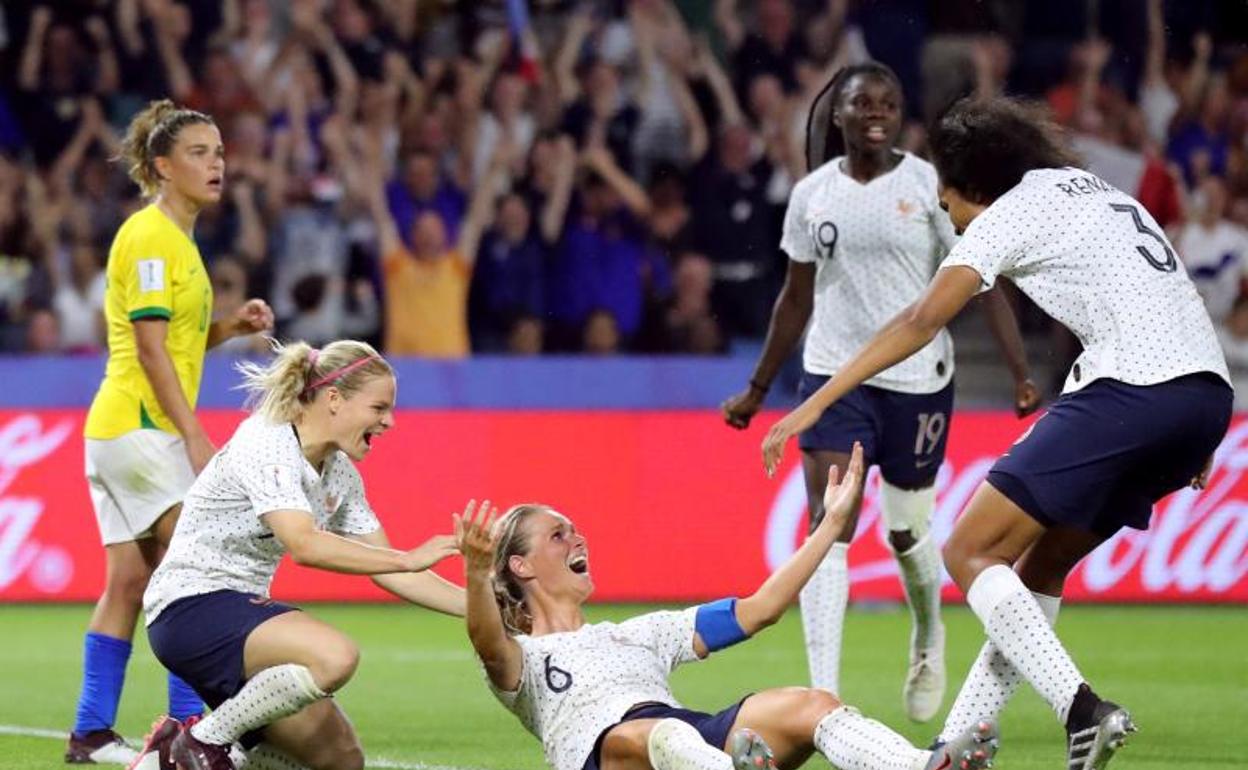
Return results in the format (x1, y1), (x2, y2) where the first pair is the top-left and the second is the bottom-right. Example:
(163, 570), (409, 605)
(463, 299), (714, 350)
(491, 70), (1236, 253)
(902, 302), (945, 340)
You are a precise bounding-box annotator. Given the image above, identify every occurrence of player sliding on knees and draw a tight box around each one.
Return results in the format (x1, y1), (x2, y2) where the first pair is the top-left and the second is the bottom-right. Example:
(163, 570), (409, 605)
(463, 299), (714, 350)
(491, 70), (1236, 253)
(457, 442), (999, 770)
(128, 340), (464, 770)
(761, 97), (1234, 770)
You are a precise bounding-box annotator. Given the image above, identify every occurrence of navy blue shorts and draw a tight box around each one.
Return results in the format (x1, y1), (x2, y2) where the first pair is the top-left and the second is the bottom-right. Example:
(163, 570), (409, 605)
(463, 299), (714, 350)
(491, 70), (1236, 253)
(989, 372), (1233, 537)
(583, 699), (748, 770)
(798, 372), (955, 487)
(147, 590), (298, 710)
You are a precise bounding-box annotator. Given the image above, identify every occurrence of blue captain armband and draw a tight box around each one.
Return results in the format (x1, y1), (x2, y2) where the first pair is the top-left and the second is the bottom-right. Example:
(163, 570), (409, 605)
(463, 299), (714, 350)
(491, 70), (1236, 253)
(695, 598), (748, 651)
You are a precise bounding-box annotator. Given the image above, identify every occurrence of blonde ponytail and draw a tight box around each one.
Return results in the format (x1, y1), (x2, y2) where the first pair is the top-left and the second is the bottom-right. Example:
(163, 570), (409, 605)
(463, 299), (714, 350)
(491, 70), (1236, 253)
(118, 99), (214, 198)
(236, 339), (392, 423)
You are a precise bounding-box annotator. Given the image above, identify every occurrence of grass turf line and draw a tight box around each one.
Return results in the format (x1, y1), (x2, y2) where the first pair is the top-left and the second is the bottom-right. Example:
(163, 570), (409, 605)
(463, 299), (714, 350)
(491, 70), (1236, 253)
(0, 604), (1243, 769)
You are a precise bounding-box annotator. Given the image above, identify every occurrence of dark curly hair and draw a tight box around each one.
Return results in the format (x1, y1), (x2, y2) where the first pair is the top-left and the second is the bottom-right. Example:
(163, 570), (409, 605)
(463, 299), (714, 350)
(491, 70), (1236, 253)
(928, 96), (1083, 204)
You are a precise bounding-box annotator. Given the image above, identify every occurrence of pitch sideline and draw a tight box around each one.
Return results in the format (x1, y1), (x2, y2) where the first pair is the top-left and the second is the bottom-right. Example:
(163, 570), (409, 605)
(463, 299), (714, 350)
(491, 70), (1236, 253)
(0, 723), (495, 770)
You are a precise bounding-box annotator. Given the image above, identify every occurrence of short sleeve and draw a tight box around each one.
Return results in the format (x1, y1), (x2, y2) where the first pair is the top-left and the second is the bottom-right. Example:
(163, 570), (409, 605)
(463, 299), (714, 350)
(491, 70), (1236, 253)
(120, 236), (175, 322)
(326, 459), (381, 535)
(620, 608), (699, 671)
(229, 427), (313, 517)
(780, 178), (818, 263)
(939, 190), (1034, 293)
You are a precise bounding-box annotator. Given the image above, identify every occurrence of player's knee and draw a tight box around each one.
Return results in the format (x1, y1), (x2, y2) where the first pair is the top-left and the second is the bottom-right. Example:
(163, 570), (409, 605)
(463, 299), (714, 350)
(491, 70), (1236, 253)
(309, 636), (360, 692)
(795, 687), (841, 728)
(601, 721), (650, 764)
(103, 568), (151, 609)
(887, 528), (918, 553)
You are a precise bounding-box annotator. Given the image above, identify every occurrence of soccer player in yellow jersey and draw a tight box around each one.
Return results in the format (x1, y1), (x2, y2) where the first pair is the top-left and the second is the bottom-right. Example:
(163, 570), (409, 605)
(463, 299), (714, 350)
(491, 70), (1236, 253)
(66, 100), (274, 765)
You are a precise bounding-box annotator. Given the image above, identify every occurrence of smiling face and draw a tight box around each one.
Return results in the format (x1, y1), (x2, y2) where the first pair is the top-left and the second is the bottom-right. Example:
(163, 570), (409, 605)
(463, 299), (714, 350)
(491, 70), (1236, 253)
(327, 373), (397, 461)
(510, 510), (593, 603)
(835, 72), (902, 156)
(154, 122), (225, 208)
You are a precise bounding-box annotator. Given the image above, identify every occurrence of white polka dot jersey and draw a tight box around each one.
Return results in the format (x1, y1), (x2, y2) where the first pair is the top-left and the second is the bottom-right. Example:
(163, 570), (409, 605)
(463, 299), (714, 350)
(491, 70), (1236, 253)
(488, 608), (701, 770)
(940, 168), (1230, 393)
(782, 152), (958, 393)
(143, 415), (381, 623)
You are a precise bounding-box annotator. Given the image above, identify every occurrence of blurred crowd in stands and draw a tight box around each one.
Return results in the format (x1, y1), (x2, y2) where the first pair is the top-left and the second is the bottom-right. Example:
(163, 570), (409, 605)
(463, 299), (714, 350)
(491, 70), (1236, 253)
(0, 0), (1246, 367)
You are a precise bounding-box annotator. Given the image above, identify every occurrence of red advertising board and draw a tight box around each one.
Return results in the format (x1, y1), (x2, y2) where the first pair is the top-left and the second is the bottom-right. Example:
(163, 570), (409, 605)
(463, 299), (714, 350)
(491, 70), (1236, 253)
(1, 409), (1245, 603)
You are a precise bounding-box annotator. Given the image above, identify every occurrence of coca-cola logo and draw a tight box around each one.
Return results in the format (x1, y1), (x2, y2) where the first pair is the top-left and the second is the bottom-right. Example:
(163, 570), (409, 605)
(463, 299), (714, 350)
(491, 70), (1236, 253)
(764, 426), (1248, 598)
(0, 414), (76, 594)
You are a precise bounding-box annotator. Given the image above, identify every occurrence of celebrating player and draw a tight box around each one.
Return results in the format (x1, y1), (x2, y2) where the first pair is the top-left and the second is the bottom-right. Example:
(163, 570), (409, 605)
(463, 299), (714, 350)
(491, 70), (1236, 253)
(761, 97), (1233, 770)
(69, 99), (274, 764)
(722, 62), (1037, 721)
(128, 340), (464, 770)
(458, 443), (1000, 770)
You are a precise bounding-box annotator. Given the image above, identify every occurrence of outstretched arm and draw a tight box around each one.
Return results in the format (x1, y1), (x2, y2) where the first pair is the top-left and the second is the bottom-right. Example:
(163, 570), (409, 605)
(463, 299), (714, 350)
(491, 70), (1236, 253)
(691, 443), (865, 657)
(761, 265), (982, 475)
(456, 500), (525, 692)
(266, 509), (458, 575)
(353, 528), (466, 616)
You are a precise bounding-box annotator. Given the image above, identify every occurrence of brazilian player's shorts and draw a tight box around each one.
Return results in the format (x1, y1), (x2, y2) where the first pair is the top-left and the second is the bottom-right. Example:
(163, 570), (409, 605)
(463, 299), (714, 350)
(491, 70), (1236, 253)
(85, 429), (196, 545)
(583, 698), (750, 770)
(798, 371), (955, 488)
(988, 372), (1232, 537)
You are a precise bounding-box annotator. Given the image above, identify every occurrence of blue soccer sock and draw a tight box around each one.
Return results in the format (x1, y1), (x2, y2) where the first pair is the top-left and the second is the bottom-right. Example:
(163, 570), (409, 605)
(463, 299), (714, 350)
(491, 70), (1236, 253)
(168, 672), (204, 722)
(72, 632), (132, 736)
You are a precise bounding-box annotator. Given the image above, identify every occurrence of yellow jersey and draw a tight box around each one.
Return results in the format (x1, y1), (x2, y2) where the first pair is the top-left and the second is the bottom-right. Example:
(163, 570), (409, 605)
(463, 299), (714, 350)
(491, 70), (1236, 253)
(85, 205), (213, 440)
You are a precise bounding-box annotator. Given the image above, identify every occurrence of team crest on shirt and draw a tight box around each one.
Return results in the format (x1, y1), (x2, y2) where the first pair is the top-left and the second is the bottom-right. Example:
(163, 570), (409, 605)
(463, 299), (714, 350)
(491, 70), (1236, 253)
(261, 463), (296, 496)
(811, 220), (838, 259)
(896, 199), (917, 217)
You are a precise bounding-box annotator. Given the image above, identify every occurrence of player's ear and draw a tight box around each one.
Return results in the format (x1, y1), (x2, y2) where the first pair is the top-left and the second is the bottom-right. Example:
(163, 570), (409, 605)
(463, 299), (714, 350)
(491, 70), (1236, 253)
(508, 553), (533, 579)
(326, 386), (341, 416)
(152, 155), (172, 183)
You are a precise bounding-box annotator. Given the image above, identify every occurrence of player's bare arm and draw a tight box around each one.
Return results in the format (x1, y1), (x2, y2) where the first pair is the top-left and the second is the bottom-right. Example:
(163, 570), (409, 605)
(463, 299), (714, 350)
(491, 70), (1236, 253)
(265, 509), (457, 575)
(457, 499), (524, 691)
(351, 528), (466, 616)
(722, 260), (816, 429)
(762, 266), (982, 475)
(727, 443), (865, 646)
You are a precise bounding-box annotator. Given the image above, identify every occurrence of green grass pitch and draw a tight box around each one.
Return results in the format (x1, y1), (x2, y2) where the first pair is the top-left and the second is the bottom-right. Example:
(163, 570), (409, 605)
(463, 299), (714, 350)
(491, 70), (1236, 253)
(1, 603), (1243, 769)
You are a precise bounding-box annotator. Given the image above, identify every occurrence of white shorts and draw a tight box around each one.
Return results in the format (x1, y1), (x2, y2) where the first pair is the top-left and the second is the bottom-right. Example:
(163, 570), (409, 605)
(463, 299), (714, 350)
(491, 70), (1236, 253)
(85, 430), (196, 545)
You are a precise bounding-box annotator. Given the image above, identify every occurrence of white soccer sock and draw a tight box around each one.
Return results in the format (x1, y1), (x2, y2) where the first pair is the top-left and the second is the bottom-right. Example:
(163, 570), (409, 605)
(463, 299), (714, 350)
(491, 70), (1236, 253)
(238, 743), (307, 770)
(647, 719), (732, 770)
(814, 706), (929, 770)
(967, 565), (1082, 724)
(894, 534), (943, 652)
(800, 542), (850, 693)
(190, 664), (326, 746)
(938, 590), (1060, 743)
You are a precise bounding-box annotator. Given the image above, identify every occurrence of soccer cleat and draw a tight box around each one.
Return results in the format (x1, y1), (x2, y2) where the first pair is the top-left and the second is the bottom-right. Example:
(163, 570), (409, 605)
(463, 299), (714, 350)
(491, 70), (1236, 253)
(169, 727), (235, 770)
(904, 640), (947, 723)
(924, 719), (998, 770)
(126, 715), (187, 770)
(728, 728), (776, 770)
(1067, 702), (1136, 770)
(65, 729), (140, 765)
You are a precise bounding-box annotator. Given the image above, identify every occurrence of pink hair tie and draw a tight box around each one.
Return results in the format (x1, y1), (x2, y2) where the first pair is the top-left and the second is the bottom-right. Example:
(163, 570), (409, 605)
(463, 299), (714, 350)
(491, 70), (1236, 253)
(308, 348), (321, 369)
(302, 355), (381, 397)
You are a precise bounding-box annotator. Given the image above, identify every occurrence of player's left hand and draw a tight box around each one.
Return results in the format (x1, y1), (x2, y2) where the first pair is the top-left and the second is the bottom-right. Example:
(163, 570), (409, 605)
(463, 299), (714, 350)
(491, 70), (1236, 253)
(761, 400), (822, 478)
(454, 499), (500, 576)
(233, 298), (274, 336)
(1014, 378), (1042, 417)
(819, 442), (865, 538)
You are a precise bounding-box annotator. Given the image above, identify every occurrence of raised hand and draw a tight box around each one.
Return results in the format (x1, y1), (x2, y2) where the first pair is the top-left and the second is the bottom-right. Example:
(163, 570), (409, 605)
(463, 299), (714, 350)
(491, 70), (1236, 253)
(817, 442), (865, 540)
(454, 499), (500, 577)
(1014, 378), (1041, 417)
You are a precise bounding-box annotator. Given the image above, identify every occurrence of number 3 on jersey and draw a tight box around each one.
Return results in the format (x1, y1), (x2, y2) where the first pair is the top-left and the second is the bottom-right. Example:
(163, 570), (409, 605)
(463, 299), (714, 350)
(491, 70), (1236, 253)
(1109, 203), (1176, 273)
